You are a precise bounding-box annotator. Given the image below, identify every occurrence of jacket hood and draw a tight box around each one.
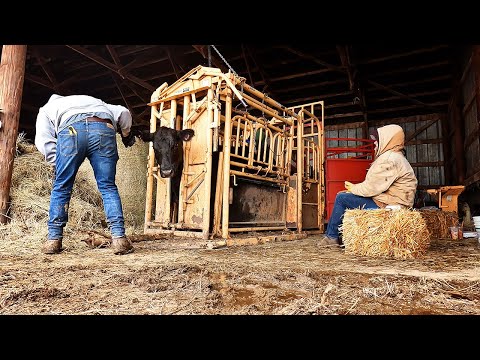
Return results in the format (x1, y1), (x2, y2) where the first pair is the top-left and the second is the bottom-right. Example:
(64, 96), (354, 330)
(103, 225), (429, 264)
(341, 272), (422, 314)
(376, 124), (405, 157)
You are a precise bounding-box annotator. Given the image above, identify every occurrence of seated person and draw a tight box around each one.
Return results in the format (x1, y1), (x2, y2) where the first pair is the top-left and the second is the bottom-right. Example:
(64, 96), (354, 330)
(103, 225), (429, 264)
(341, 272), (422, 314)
(319, 124), (418, 247)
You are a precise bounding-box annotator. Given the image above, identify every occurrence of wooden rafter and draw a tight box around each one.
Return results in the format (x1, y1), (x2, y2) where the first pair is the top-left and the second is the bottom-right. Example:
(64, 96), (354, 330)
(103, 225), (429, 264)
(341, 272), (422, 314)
(336, 45), (355, 91)
(30, 46), (66, 94)
(245, 45), (275, 95)
(166, 47), (180, 79)
(24, 73), (55, 90)
(283, 45), (443, 113)
(241, 44), (254, 85)
(65, 45), (155, 92)
(192, 45), (227, 73)
(105, 45), (150, 109)
(359, 45), (449, 65)
(336, 45), (368, 135)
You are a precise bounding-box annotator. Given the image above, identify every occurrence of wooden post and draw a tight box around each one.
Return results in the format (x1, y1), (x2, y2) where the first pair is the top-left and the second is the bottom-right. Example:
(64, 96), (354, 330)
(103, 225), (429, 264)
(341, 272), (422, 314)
(222, 87), (233, 239)
(296, 115), (303, 232)
(178, 94), (191, 224)
(0, 45), (27, 224)
(440, 113), (452, 184)
(202, 88), (214, 239)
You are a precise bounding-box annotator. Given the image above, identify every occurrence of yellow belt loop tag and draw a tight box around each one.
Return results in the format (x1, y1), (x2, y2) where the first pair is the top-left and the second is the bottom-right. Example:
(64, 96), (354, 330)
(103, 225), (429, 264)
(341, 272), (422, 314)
(68, 126), (77, 135)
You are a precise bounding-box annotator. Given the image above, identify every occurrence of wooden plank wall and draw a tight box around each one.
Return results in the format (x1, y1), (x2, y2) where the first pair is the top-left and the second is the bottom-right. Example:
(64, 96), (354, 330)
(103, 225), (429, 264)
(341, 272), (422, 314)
(460, 53), (480, 186)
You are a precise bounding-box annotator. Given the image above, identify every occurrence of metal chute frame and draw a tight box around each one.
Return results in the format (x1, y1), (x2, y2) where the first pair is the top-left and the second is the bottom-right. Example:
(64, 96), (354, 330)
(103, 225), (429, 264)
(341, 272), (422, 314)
(143, 66), (325, 240)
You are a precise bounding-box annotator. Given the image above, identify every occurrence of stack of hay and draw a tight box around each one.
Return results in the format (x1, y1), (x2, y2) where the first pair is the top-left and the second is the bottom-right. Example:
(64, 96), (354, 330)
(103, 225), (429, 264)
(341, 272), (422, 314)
(340, 208), (431, 259)
(418, 209), (458, 238)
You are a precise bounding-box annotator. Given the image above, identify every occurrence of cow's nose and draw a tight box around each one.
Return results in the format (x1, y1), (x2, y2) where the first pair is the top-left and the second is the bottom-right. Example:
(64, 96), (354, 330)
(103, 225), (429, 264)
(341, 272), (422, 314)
(161, 169), (173, 177)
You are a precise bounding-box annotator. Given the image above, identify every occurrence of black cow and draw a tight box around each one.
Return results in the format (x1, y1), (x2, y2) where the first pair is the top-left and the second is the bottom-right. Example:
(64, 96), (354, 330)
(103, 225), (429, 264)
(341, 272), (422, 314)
(132, 126), (195, 220)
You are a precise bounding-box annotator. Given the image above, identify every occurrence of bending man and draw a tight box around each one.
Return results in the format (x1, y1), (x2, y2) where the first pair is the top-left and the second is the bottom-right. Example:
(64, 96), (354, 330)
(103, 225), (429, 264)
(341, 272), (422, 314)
(35, 94), (136, 255)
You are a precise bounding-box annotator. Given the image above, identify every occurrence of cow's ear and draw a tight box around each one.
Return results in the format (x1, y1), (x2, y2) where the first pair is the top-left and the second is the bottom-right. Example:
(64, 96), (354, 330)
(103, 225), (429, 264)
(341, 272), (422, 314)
(179, 129), (195, 142)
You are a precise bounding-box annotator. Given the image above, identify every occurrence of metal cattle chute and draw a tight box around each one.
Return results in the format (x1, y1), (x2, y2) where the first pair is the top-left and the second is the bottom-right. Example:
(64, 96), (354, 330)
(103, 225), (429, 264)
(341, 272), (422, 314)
(143, 66), (325, 245)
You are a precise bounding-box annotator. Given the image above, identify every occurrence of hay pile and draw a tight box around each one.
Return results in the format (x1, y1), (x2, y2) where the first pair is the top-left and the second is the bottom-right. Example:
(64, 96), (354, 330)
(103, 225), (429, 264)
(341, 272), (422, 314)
(340, 208), (431, 259)
(0, 133), (143, 254)
(418, 209), (458, 239)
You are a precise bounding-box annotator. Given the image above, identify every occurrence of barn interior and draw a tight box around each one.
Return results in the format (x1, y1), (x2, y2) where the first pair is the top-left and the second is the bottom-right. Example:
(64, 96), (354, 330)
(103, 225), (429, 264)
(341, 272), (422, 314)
(1, 44), (480, 228)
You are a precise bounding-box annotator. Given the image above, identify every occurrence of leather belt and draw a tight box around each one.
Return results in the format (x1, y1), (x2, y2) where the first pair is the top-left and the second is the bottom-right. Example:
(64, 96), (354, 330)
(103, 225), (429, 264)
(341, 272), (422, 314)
(86, 116), (112, 124)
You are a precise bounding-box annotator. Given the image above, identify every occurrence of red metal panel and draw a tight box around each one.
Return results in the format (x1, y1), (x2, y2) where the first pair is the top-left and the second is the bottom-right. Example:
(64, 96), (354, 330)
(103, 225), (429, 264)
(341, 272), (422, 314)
(325, 138), (375, 220)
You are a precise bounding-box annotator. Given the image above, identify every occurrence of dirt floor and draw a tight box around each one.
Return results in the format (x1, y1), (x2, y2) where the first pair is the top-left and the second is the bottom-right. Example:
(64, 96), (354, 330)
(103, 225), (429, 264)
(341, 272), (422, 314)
(1, 232), (480, 315)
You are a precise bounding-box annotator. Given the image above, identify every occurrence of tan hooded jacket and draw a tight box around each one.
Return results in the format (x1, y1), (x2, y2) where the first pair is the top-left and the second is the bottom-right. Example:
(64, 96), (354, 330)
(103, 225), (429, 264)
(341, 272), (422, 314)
(349, 124), (418, 208)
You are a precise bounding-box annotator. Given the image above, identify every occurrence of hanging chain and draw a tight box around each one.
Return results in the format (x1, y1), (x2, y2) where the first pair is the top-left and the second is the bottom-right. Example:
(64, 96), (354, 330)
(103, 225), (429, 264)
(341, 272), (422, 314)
(210, 45), (247, 108)
(210, 45), (239, 77)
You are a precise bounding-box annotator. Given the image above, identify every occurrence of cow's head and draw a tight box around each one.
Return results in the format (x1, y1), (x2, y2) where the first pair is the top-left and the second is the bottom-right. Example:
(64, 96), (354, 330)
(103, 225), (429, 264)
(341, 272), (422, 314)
(132, 126), (195, 178)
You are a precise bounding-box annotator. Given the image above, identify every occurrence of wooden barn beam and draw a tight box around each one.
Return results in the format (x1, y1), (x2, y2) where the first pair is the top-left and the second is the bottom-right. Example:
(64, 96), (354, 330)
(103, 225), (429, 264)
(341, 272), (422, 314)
(241, 44), (254, 85)
(66, 45), (155, 92)
(371, 61), (450, 78)
(337, 45), (369, 136)
(58, 69), (111, 88)
(325, 111), (363, 119)
(192, 45), (228, 73)
(25, 73), (56, 90)
(111, 73), (134, 115)
(367, 101), (447, 115)
(359, 45), (449, 65)
(283, 46), (444, 113)
(371, 89), (451, 103)
(119, 54), (172, 72)
(30, 46), (68, 94)
(106, 45), (149, 109)
(0, 45), (27, 224)
(367, 80), (440, 112)
(245, 45), (275, 95)
(337, 45), (355, 91)
(324, 102), (448, 120)
(383, 75), (452, 88)
(166, 47), (180, 79)
(285, 91), (352, 105)
(275, 78), (345, 93)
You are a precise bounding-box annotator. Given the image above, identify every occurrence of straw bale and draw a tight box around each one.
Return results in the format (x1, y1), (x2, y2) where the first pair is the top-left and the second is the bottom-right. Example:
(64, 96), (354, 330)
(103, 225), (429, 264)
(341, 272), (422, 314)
(116, 136), (149, 226)
(0, 134), (145, 254)
(418, 209), (458, 239)
(340, 208), (431, 259)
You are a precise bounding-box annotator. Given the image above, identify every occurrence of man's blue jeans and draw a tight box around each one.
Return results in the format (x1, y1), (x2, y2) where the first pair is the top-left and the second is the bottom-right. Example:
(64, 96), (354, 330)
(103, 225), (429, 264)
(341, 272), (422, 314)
(326, 192), (379, 240)
(48, 120), (125, 240)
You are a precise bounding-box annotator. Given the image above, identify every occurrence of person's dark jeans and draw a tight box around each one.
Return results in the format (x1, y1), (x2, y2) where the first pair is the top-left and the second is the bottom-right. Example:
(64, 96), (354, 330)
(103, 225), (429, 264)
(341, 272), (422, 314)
(326, 192), (379, 240)
(48, 120), (125, 240)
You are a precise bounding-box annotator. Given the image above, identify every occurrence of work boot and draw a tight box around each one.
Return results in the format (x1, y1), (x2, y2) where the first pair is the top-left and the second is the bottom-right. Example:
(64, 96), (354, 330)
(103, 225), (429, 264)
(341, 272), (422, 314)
(317, 234), (340, 247)
(42, 239), (62, 254)
(111, 237), (134, 255)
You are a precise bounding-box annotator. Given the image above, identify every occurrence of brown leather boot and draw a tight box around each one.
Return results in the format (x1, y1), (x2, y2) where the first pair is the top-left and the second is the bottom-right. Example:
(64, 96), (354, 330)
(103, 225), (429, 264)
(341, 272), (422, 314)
(42, 239), (62, 254)
(316, 235), (339, 247)
(111, 237), (134, 255)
